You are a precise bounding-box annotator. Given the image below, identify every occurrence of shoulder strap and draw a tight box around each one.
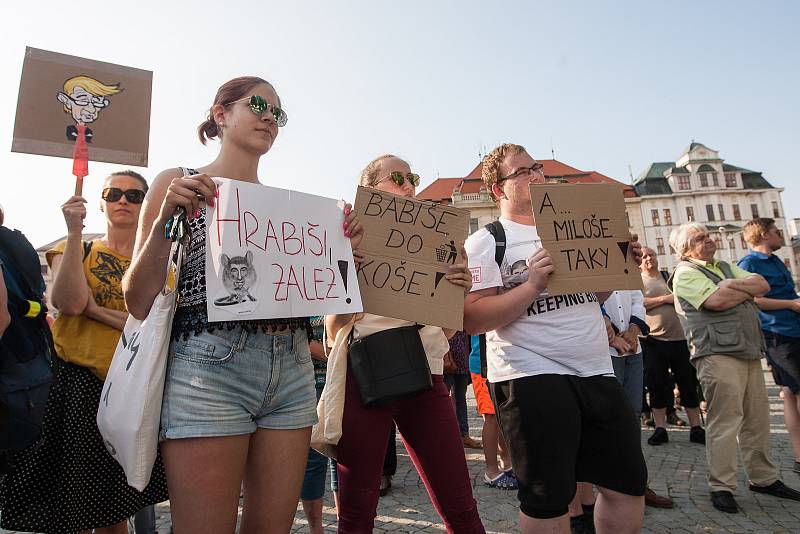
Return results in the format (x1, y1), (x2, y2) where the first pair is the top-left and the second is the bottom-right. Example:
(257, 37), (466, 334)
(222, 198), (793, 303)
(484, 220), (506, 268)
(82, 240), (93, 262)
(717, 261), (734, 280)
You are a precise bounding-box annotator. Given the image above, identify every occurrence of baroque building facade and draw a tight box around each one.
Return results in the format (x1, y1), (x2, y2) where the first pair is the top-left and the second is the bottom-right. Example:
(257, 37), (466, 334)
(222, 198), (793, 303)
(630, 142), (795, 281)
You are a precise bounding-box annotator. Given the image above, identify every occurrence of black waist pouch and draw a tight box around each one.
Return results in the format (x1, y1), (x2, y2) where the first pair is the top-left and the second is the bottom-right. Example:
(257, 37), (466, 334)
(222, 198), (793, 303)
(348, 325), (433, 408)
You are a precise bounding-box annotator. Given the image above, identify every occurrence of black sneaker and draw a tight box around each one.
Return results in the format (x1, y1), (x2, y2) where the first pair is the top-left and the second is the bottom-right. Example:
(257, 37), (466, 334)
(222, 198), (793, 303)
(647, 427), (668, 446)
(749, 480), (800, 501)
(711, 490), (738, 513)
(690, 426), (706, 445)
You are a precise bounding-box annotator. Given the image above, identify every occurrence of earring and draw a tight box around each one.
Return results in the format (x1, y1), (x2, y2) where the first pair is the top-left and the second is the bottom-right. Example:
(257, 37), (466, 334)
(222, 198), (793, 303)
(218, 122), (225, 129)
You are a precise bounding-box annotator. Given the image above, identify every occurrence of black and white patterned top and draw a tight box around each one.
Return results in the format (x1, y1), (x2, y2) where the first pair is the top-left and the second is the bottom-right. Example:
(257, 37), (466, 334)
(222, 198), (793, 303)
(171, 199), (310, 340)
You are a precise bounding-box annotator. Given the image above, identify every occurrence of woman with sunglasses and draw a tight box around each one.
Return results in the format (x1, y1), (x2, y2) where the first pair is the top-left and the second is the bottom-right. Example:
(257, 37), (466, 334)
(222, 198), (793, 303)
(326, 155), (485, 533)
(122, 76), (361, 534)
(0, 171), (168, 534)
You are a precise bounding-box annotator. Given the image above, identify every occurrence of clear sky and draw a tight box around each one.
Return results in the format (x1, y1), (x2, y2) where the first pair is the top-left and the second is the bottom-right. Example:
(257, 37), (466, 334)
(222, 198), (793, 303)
(2, 0), (798, 248)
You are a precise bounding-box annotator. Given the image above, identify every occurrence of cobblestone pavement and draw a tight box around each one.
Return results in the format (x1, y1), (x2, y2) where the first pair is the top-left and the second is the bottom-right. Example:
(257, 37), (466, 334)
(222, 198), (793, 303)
(4, 363), (800, 533)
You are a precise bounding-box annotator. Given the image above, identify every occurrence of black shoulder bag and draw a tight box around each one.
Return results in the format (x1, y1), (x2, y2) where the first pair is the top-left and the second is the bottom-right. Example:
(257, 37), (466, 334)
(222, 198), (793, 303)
(348, 325), (433, 408)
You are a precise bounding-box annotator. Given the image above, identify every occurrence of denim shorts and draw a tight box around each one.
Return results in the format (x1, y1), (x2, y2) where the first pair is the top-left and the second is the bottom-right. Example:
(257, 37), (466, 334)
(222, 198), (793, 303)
(160, 326), (317, 440)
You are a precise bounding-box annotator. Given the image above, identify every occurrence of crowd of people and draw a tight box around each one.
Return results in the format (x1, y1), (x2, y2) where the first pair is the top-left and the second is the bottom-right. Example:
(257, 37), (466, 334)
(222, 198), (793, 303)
(1, 76), (800, 534)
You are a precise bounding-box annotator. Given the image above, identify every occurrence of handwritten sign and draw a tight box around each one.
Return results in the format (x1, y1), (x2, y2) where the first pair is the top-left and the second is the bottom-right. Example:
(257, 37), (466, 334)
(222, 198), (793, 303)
(354, 186), (469, 330)
(205, 179), (363, 321)
(530, 183), (643, 295)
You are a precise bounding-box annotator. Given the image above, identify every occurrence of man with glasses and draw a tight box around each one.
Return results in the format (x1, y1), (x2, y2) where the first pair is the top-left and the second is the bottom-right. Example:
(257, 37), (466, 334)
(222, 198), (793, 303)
(669, 222), (800, 513)
(464, 143), (646, 533)
(57, 75), (121, 142)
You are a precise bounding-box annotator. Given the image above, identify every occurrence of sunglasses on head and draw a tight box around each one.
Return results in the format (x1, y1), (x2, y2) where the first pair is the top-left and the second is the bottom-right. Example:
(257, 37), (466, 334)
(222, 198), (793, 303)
(102, 188), (145, 204)
(383, 171), (420, 188)
(227, 95), (288, 127)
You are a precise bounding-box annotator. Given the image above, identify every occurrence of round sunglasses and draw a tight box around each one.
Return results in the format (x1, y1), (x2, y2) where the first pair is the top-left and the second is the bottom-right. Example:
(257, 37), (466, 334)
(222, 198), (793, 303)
(227, 95), (288, 127)
(102, 187), (146, 204)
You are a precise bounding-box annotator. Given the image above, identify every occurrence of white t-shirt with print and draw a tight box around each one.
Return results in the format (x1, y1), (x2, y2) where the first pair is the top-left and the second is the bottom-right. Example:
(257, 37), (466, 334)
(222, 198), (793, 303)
(465, 218), (613, 382)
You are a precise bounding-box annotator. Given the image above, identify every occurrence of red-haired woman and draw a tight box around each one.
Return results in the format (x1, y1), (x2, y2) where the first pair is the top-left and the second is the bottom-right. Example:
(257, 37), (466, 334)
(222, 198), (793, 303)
(123, 77), (361, 534)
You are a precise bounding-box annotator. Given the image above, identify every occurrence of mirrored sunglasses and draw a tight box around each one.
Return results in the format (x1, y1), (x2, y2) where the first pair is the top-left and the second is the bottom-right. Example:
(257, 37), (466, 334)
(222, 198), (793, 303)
(102, 187), (145, 204)
(228, 95), (288, 127)
(384, 171), (420, 187)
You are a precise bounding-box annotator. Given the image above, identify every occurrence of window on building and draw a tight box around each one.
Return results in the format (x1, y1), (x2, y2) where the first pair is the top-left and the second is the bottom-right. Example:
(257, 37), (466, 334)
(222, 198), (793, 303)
(711, 173), (719, 186)
(772, 201), (781, 218)
(728, 239), (736, 252)
(777, 229), (785, 244)
(677, 176), (691, 190)
(706, 204), (715, 221)
(625, 212), (631, 227)
(751, 203), (760, 218)
(725, 173), (737, 187)
(663, 209), (672, 225)
(656, 237), (665, 255)
(469, 217), (479, 234)
(740, 235), (747, 249)
(686, 206), (695, 221)
(651, 209), (660, 226)
(714, 235), (723, 249)
(718, 204), (726, 220)
(732, 204), (741, 220)
(699, 173), (708, 187)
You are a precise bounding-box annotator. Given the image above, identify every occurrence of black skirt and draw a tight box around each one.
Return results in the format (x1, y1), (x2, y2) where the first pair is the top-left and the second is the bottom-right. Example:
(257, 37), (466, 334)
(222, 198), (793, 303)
(0, 358), (169, 533)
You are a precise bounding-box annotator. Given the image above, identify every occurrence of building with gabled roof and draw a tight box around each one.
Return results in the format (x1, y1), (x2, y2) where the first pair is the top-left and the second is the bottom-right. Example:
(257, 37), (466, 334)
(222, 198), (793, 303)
(631, 142), (795, 280)
(417, 159), (635, 234)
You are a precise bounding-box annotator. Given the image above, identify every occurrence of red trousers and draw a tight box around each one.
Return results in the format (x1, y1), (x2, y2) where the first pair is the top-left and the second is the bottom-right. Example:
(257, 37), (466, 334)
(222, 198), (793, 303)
(336, 369), (485, 533)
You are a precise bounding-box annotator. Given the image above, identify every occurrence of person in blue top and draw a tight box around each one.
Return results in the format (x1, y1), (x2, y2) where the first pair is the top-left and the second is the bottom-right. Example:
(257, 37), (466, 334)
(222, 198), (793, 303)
(738, 218), (800, 473)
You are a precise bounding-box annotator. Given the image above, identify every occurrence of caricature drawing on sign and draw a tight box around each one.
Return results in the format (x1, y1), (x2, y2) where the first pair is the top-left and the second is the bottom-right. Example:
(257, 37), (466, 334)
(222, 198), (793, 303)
(56, 75), (121, 142)
(213, 251), (259, 315)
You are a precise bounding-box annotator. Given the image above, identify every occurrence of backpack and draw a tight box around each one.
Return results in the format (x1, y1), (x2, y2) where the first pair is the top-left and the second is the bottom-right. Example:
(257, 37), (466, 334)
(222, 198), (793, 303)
(478, 221), (506, 378)
(0, 227), (55, 461)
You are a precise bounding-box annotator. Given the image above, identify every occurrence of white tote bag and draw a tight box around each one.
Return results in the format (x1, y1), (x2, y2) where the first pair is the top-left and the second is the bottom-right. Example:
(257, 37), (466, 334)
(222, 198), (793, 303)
(310, 314), (357, 460)
(97, 215), (187, 491)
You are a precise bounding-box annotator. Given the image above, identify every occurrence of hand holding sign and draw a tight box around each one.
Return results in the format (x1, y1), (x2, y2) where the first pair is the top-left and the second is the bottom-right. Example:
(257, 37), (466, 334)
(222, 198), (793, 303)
(529, 183), (643, 295)
(445, 245), (473, 295)
(525, 247), (555, 293)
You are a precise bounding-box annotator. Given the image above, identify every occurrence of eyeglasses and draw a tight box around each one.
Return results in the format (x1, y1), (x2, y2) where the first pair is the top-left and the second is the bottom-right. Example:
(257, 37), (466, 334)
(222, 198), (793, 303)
(102, 188), (146, 204)
(227, 95), (288, 127)
(68, 94), (109, 108)
(381, 171), (420, 188)
(497, 163), (545, 184)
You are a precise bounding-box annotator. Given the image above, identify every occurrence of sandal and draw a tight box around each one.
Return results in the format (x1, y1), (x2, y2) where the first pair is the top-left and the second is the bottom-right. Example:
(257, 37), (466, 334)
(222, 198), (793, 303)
(484, 471), (518, 490)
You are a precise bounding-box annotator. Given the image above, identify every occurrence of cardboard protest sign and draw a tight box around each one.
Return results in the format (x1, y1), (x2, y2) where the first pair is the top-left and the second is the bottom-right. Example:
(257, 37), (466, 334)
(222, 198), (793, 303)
(354, 186), (469, 330)
(12, 47), (153, 169)
(530, 183), (643, 295)
(206, 179), (362, 321)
